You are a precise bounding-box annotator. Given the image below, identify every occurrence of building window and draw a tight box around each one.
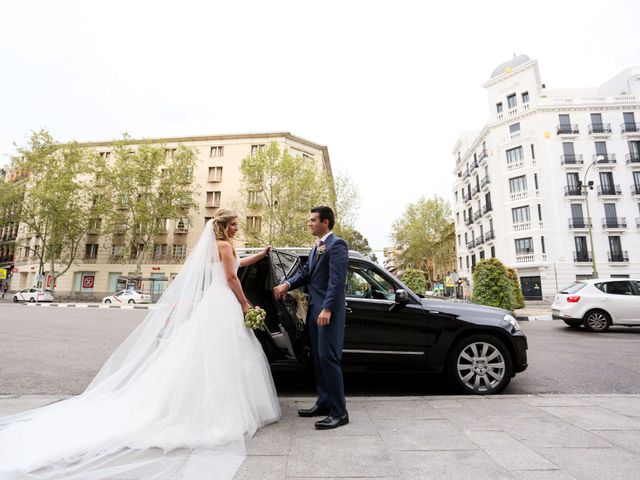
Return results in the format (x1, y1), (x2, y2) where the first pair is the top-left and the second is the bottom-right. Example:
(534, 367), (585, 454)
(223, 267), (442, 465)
(506, 146), (524, 164)
(208, 166), (223, 182)
(111, 244), (125, 258)
(175, 218), (189, 233)
(515, 237), (534, 254)
(153, 244), (168, 258)
(530, 144), (535, 159)
(509, 175), (527, 193)
(457, 234), (461, 246)
(459, 257), (462, 269)
(623, 112), (637, 130)
(99, 151), (111, 161)
(479, 250), (485, 260)
(85, 244), (99, 259)
(512, 206), (531, 224)
(533, 173), (539, 190)
(507, 93), (517, 109)
(509, 123), (521, 134)
(456, 212), (460, 224)
(522, 91), (529, 103)
(246, 216), (262, 232)
(165, 148), (177, 160)
(537, 204), (542, 221)
(466, 256), (469, 269)
(599, 171), (614, 192)
(496, 102), (503, 114)
(251, 144), (266, 156)
(608, 236), (623, 261)
(172, 244), (187, 258)
(210, 146), (224, 157)
(464, 232), (468, 244)
(541, 236), (546, 254)
(206, 191), (221, 207)
(490, 246), (495, 258)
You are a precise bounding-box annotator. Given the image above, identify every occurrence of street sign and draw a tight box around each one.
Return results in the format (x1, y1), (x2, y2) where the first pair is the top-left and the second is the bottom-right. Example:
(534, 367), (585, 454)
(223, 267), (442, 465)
(450, 272), (459, 283)
(0, 268), (6, 280)
(445, 276), (455, 287)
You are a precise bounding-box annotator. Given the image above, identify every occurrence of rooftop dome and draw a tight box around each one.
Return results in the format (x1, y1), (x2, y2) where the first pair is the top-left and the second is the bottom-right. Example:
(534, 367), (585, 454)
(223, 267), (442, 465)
(490, 54), (531, 79)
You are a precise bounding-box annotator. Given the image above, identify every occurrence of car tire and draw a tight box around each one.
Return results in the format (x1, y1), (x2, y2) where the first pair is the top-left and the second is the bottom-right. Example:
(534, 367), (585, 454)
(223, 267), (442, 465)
(563, 319), (582, 328)
(128, 299), (135, 304)
(583, 309), (611, 332)
(12, 296), (18, 303)
(29, 297), (35, 303)
(447, 334), (513, 395)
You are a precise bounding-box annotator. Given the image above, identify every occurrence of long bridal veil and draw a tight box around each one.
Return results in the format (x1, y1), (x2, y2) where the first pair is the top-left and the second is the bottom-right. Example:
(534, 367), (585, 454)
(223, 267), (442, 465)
(0, 219), (279, 480)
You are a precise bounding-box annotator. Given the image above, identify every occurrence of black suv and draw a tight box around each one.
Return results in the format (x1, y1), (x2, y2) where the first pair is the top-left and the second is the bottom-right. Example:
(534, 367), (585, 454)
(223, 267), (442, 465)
(239, 249), (528, 395)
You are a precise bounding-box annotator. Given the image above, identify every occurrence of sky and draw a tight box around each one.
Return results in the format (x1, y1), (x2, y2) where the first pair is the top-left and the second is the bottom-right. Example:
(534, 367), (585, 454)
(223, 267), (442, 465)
(1, 0), (638, 253)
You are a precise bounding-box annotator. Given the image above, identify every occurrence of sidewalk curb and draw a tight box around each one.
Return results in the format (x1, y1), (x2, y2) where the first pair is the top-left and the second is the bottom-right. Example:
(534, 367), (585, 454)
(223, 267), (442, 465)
(515, 315), (552, 322)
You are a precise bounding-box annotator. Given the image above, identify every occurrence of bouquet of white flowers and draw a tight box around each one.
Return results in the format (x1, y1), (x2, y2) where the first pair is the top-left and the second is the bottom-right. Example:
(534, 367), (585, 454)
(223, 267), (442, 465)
(244, 306), (267, 330)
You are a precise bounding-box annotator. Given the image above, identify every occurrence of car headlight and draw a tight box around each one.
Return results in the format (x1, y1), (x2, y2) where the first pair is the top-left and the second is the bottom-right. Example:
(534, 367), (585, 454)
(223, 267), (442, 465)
(503, 314), (521, 332)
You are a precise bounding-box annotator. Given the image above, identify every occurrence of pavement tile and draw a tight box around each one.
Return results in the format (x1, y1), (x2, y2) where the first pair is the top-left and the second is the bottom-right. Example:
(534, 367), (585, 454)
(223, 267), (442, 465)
(584, 396), (640, 417)
(287, 435), (399, 478)
(458, 398), (552, 418)
(497, 415), (612, 448)
(432, 407), (504, 430)
(518, 396), (593, 407)
(292, 407), (376, 437)
(233, 455), (287, 480)
(374, 419), (478, 451)
(392, 450), (515, 479)
(245, 418), (292, 456)
(540, 406), (640, 430)
(0, 395), (69, 416)
(592, 429), (640, 455)
(512, 471), (578, 480)
(534, 447), (640, 480)
(364, 400), (445, 420)
(465, 430), (558, 471)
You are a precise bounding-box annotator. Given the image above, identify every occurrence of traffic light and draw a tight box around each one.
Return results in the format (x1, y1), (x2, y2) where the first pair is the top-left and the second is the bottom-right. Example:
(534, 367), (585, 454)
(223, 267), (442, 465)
(457, 279), (463, 286)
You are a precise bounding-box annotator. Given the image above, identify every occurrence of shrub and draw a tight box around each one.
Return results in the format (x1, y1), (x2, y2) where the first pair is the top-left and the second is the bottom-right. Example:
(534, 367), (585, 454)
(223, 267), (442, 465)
(471, 258), (521, 311)
(506, 267), (525, 309)
(401, 269), (427, 295)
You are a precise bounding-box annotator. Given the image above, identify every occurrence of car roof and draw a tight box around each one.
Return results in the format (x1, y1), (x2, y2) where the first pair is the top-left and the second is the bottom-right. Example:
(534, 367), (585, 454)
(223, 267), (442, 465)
(238, 247), (368, 260)
(575, 278), (640, 284)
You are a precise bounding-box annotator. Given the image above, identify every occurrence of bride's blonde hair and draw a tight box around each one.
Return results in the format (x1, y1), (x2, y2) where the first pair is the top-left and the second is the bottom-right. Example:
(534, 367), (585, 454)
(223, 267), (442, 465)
(213, 209), (238, 256)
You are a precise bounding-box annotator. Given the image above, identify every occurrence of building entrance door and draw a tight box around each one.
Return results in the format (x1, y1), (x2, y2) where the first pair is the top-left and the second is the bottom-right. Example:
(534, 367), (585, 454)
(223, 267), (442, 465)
(520, 276), (542, 300)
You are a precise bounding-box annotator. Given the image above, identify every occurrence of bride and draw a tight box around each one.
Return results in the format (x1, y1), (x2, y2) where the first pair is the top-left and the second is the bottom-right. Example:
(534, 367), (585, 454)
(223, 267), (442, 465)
(0, 209), (281, 480)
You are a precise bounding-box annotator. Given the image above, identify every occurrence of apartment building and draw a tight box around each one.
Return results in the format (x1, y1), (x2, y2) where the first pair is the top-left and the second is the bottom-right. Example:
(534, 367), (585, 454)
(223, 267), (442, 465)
(452, 55), (640, 300)
(4, 132), (331, 298)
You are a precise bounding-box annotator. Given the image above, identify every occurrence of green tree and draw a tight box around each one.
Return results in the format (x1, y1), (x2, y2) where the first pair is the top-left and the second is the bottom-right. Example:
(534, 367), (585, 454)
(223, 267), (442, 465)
(506, 267), (525, 309)
(239, 142), (336, 246)
(2, 129), (107, 292)
(401, 268), (427, 295)
(390, 196), (454, 282)
(100, 136), (199, 276)
(338, 225), (371, 254)
(472, 258), (521, 310)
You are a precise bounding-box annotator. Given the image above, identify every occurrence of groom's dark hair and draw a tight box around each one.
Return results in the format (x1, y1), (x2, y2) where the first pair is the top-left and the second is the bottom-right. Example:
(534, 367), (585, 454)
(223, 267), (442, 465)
(311, 206), (335, 230)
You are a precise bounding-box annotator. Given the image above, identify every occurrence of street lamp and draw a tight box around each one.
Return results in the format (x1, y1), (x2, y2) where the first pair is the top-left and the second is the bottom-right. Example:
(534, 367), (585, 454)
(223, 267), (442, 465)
(577, 158), (599, 278)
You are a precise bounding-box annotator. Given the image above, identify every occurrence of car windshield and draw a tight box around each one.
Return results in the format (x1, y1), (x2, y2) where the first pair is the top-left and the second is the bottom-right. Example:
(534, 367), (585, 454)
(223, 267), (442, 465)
(559, 282), (587, 294)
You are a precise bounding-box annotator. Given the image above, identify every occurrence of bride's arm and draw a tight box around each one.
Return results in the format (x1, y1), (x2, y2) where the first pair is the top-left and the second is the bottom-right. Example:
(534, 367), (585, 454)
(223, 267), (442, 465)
(219, 241), (251, 314)
(239, 246), (271, 267)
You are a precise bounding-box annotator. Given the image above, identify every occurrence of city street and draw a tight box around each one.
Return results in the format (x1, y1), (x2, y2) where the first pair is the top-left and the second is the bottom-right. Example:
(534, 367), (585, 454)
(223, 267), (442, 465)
(1, 303), (639, 396)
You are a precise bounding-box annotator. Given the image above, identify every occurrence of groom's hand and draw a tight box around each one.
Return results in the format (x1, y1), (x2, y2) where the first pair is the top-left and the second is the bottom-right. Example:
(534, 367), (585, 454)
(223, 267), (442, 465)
(273, 283), (289, 301)
(317, 308), (331, 327)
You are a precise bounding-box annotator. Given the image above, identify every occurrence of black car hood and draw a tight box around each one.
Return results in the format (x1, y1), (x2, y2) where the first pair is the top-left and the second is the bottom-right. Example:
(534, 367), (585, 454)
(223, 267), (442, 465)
(420, 298), (510, 321)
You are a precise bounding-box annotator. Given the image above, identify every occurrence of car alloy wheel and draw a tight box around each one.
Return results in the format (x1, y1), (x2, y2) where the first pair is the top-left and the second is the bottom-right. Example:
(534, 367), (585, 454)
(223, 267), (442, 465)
(448, 334), (512, 395)
(583, 310), (610, 332)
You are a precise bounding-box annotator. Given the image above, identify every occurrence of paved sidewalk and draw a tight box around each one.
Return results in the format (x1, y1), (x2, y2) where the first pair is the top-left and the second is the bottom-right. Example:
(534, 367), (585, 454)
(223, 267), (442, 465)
(3, 394), (640, 479)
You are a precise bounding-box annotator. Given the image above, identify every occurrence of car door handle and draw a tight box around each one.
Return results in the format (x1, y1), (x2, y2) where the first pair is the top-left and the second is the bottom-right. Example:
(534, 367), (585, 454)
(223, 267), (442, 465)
(345, 307), (353, 314)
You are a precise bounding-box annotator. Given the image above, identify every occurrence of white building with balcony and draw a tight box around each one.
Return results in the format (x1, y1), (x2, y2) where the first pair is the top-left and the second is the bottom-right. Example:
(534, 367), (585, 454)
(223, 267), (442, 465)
(452, 55), (640, 301)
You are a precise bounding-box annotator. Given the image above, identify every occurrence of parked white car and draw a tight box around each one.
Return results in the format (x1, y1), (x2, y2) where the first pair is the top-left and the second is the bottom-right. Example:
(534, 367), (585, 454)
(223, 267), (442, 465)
(101, 290), (151, 304)
(12, 288), (55, 303)
(552, 279), (640, 332)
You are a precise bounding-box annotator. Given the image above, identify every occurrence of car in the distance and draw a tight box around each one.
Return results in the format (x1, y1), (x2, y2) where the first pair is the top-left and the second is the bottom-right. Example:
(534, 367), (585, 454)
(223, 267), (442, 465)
(238, 248), (528, 395)
(12, 288), (55, 303)
(552, 278), (640, 332)
(101, 290), (152, 304)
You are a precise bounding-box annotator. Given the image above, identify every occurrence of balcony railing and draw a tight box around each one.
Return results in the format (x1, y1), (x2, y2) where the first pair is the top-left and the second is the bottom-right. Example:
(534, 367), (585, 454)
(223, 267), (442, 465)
(475, 236), (484, 246)
(471, 185), (480, 197)
(482, 203), (492, 215)
(626, 153), (640, 165)
(462, 192), (470, 202)
(470, 160), (479, 171)
(560, 154), (584, 165)
(597, 185), (622, 196)
(621, 122), (639, 134)
(564, 185), (582, 196)
(466, 240), (475, 249)
(462, 170), (470, 179)
(608, 250), (629, 263)
(568, 217), (590, 229)
(515, 253), (547, 263)
(588, 123), (612, 134)
(593, 153), (616, 165)
(483, 230), (495, 242)
(473, 210), (481, 221)
(478, 150), (488, 163)
(557, 124), (579, 135)
(601, 217), (627, 229)
(512, 222), (531, 231)
(465, 218), (473, 226)
(174, 226), (189, 234)
(573, 251), (592, 263)
(480, 175), (490, 188)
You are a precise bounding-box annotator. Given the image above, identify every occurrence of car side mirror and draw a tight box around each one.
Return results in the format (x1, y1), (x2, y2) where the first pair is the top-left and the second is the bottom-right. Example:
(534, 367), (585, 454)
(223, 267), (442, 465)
(395, 289), (409, 303)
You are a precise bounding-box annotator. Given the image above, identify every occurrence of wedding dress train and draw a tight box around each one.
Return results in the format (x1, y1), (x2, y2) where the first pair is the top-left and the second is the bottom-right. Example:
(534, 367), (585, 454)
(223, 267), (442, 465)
(0, 220), (281, 480)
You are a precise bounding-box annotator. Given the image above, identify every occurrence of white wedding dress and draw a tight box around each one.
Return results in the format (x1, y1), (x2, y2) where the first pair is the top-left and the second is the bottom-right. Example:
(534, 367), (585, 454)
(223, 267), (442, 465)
(0, 220), (281, 480)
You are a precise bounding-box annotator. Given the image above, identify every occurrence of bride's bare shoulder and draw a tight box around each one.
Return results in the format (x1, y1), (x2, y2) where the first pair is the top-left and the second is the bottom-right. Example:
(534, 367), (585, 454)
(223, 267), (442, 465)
(216, 240), (233, 255)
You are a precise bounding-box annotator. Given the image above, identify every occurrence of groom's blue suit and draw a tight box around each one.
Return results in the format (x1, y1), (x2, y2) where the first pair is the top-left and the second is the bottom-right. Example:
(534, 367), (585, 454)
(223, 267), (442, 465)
(286, 232), (349, 417)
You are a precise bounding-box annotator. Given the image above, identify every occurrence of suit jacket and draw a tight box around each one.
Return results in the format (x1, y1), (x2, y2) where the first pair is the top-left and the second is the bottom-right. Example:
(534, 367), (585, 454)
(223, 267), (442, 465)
(286, 233), (349, 323)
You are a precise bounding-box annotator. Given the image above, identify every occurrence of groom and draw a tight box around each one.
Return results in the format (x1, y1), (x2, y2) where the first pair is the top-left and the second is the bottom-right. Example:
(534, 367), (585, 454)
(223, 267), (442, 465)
(273, 206), (349, 429)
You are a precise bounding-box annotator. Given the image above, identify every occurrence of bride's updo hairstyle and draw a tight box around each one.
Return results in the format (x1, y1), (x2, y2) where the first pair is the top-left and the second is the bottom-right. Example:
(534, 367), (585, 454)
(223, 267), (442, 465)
(213, 209), (238, 255)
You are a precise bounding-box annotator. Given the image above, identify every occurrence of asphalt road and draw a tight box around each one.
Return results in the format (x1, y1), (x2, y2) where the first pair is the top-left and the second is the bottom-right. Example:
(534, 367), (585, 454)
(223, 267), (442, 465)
(1, 303), (639, 396)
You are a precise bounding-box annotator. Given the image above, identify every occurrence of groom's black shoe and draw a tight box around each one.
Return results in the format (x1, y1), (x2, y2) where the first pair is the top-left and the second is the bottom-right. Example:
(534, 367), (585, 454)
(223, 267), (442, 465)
(298, 405), (331, 417)
(315, 413), (349, 430)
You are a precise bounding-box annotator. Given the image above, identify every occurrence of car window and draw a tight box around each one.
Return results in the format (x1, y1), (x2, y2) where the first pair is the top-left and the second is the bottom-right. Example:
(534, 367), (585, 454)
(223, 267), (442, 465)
(114, 291), (123, 297)
(560, 282), (587, 294)
(346, 265), (396, 300)
(29, 288), (37, 293)
(598, 281), (634, 295)
(270, 250), (300, 282)
(631, 281), (640, 295)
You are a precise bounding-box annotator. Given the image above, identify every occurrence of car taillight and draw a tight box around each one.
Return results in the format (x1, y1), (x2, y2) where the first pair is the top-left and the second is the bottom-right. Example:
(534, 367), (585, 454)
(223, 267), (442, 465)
(567, 295), (581, 303)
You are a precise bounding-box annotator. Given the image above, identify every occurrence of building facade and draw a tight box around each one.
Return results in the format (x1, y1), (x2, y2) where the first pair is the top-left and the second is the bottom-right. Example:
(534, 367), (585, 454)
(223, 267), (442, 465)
(4, 132), (330, 299)
(452, 56), (640, 301)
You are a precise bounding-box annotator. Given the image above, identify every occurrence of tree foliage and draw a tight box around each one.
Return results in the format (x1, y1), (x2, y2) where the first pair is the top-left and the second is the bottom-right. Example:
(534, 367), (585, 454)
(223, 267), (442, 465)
(401, 268), (427, 295)
(472, 258), (522, 310)
(506, 267), (525, 309)
(390, 196), (454, 281)
(99, 136), (199, 275)
(239, 142), (362, 247)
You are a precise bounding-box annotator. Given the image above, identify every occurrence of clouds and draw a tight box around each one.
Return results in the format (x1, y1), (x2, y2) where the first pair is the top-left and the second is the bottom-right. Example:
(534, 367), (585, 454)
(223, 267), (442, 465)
(1, 0), (638, 250)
